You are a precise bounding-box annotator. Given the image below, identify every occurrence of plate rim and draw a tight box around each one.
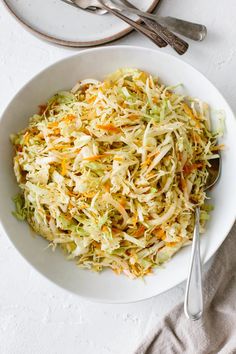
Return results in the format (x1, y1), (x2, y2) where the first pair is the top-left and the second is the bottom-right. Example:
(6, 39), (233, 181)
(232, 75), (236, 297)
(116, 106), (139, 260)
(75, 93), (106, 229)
(0, 45), (236, 303)
(2, 0), (160, 47)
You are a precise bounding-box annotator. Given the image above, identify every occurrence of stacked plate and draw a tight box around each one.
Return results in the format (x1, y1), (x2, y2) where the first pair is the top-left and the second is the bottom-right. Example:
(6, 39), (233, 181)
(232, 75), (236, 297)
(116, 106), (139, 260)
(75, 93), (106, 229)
(3, 0), (159, 46)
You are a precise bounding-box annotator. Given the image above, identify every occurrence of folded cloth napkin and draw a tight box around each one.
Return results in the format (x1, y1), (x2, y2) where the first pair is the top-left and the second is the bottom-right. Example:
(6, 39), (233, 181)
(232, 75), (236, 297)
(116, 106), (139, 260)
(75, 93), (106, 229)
(134, 222), (236, 354)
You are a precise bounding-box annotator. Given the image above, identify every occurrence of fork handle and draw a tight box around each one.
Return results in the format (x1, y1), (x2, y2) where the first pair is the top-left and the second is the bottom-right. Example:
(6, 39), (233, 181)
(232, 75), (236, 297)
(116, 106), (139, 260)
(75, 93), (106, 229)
(100, 3), (169, 48)
(138, 18), (167, 48)
(142, 20), (189, 55)
(184, 207), (203, 321)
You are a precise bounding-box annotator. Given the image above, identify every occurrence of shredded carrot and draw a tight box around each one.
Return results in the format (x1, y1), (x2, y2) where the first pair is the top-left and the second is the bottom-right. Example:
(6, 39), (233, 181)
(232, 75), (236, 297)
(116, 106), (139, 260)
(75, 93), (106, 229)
(147, 173), (156, 179)
(134, 225), (146, 238)
(103, 80), (112, 89)
(64, 213), (72, 221)
(23, 132), (30, 145)
(177, 152), (183, 162)
(67, 190), (75, 197)
(82, 192), (96, 198)
(83, 154), (109, 162)
(182, 103), (200, 128)
(143, 268), (153, 276)
(153, 228), (165, 240)
(183, 163), (203, 175)
(112, 227), (122, 234)
(165, 91), (172, 98)
(119, 198), (126, 208)
(139, 71), (148, 83)
(165, 242), (178, 247)
(36, 132), (44, 139)
(191, 131), (201, 143)
(79, 204), (88, 210)
(29, 127), (39, 135)
(87, 96), (96, 104)
(83, 128), (91, 136)
(61, 159), (67, 176)
(48, 144), (71, 151)
(96, 124), (121, 133)
(180, 177), (187, 191)
(141, 151), (159, 167)
(129, 114), (139, 121)
(131, 264), (140, 275)
(104, 181), (111, 192)
(53, 128), (61, 135)
(121, 102), (128, 109)
(132, 213), (138, 226)
(183, 103), (195, 119)
(47, 122), (59, 128)
(141, 157), (152, 167)
(113, 268), (122, 275)
(68, 202), (74, 210)
(62, 114), (76, 123)
(152, 96), (158, 104)
(102, 225), (108, 232)
(93, 241), (101, 249)
(113, 156), (124, 162)
(211, 144), (225, 151)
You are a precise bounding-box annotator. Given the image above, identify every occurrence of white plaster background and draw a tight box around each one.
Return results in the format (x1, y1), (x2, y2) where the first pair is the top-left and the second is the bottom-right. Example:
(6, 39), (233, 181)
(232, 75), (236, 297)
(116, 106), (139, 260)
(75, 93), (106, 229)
(0, 0), (236, 353)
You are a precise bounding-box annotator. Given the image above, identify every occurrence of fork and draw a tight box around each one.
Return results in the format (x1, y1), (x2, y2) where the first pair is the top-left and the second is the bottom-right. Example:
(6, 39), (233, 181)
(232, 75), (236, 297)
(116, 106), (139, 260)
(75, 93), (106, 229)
(69, 0), (189, 54)
(99, 0), (188, 54)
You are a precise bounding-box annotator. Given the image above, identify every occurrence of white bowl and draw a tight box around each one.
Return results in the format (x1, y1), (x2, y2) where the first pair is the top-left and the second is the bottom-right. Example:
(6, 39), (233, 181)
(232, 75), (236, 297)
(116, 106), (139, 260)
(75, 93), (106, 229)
(0, 46), (236, 303)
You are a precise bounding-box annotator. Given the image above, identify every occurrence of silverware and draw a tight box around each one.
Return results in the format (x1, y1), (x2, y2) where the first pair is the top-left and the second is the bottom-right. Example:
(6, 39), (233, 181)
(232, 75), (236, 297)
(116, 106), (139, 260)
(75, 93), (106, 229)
(184, 157), (221, 321)
(61, 0), (167, 47)
(99, 0), (189, 54)
(62, 0), (168, 48)
(112, 0), (207, 41)
(64, 0), (206, 42)
(71, 0), (189, 55)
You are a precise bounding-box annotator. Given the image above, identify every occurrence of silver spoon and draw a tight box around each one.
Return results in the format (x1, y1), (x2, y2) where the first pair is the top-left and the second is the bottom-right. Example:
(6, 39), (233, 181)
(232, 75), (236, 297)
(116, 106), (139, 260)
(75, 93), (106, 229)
(184, 157), (221, 321)
(71, 0), (189, 55)
(112, 0), (207, 41)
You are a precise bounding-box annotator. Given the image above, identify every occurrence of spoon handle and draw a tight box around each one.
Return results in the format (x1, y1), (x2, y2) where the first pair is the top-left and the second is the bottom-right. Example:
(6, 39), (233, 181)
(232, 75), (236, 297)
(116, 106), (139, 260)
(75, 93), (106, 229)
(100, 3), (171, 48)
(114, 0), (207, 41)
(184, 207), (203, 321)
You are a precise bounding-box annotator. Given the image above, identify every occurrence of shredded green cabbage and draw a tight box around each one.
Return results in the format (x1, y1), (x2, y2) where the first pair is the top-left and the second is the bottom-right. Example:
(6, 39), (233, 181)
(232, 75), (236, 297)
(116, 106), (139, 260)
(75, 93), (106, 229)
(11, 68), (222, 278)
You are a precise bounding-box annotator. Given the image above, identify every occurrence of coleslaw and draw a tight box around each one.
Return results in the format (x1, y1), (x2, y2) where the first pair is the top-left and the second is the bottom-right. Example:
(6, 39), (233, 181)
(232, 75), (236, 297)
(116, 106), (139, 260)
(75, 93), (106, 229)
(11, 68), (222, 278)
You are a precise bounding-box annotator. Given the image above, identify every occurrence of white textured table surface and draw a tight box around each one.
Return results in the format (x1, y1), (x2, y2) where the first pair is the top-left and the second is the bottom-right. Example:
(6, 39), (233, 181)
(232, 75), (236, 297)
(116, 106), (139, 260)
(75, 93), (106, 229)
(0, 1), (236, 353)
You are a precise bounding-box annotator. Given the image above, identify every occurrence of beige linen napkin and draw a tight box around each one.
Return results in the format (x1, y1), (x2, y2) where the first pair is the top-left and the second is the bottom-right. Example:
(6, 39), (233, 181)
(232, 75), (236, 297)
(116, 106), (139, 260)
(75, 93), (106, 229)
(135, 222), (236, 354)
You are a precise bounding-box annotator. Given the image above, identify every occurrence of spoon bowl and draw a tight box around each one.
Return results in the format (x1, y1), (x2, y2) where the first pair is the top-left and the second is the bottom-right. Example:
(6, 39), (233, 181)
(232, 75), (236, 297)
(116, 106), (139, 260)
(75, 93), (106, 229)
(206, 157), (221, 190)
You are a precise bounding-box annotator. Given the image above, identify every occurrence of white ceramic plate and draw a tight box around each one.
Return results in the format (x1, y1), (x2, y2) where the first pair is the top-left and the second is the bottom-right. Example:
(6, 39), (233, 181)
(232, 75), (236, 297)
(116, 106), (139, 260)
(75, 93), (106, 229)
(3, 0), (159, 47)
(0, 46), (236, 303)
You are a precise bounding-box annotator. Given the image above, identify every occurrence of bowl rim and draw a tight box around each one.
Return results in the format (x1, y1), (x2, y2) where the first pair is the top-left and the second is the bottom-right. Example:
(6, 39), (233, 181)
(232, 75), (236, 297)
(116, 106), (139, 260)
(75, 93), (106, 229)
(0, 45), (236, 303)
